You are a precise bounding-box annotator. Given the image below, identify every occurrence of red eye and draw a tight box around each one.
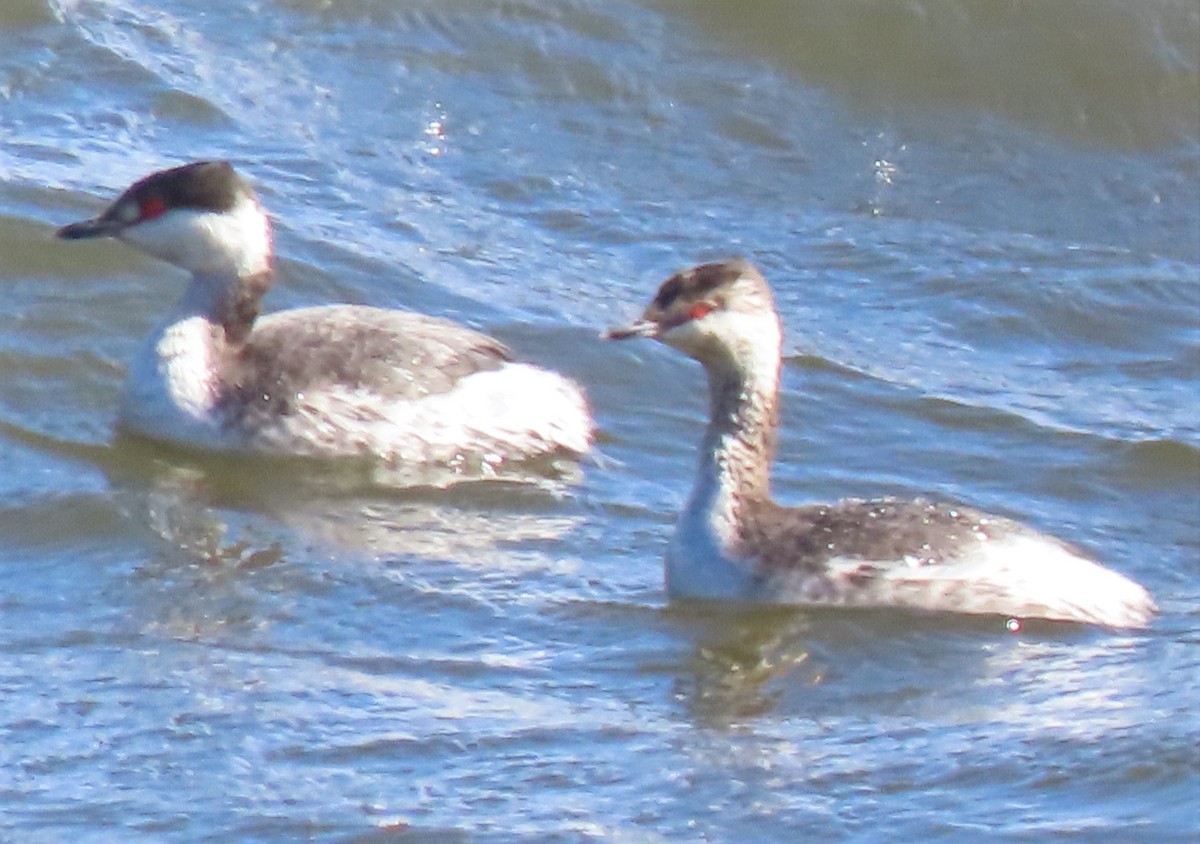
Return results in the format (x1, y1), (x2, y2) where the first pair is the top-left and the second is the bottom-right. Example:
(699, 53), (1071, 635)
(688, 302), (714, 321)
(139, 197), (168, 221)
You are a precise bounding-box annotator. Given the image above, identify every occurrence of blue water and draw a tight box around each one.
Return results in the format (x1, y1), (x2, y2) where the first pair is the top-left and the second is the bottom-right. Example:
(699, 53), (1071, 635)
(1, 0), (1198, 840)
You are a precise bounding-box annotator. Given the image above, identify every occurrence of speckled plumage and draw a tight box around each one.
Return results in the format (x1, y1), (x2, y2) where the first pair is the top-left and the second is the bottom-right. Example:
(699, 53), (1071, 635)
(220, 305), (511, 423)
(608, 259), (1156, 628)
(58, 161), (593, 470)
(741, 498), (1016, 575)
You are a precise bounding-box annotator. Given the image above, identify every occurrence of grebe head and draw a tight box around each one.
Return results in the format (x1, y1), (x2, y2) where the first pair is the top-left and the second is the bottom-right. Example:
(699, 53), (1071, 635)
(605, 259), (782, 373)
(57, 161), (272, 279)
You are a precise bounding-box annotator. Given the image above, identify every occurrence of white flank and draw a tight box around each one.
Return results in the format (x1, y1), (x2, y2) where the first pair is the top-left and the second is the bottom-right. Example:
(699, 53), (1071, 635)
(246, 361), (593, 465)
(762, 533), (1157, 629)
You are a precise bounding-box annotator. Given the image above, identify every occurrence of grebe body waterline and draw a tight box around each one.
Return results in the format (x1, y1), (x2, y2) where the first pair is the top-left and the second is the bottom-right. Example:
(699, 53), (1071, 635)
(606, 259), (1155, 628)
(57, 161), (592, 469)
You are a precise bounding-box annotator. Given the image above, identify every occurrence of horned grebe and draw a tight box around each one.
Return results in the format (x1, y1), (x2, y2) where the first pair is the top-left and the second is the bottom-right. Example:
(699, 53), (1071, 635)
(605, 259), (1155, 629)
(56, 161), (592, 471)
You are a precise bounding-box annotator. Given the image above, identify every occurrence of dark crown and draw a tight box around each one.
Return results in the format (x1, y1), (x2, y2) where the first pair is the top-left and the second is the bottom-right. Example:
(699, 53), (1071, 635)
(120, 160), (247, 214)
(651, 259), (754, 312)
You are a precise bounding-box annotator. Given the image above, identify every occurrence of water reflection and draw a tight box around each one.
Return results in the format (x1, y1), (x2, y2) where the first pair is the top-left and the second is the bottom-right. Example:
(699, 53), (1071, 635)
(101, 434), (585, 564)
(0, 421), (589, 643)
(663, 603), (1085, 728)
(668, 605), (820, 725)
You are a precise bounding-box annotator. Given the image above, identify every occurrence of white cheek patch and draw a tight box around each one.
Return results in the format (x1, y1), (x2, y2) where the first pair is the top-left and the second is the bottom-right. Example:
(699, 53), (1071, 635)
(658, 318), (707, 355)
(661, 310), (781, 371)
(117, 201), (140, 223)
(119, 194), (270, 277)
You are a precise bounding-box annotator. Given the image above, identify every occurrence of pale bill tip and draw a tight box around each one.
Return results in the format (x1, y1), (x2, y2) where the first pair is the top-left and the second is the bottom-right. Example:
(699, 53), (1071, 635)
(601, 319), (658, 341)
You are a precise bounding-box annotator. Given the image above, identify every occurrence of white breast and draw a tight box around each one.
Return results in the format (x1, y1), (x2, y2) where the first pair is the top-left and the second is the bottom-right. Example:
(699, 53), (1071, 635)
(119, 315), (227, 447)
(665, 454), (757, 600)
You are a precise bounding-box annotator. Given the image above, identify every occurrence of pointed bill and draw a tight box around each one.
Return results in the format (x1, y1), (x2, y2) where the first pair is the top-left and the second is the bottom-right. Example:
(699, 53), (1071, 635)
(56, 216), (124, 240)
(601, 318), (659, 341)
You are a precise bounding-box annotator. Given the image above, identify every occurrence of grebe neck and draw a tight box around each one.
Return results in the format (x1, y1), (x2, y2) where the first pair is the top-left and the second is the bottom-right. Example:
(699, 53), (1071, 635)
(175, 267), (272, 345)
(692, 350), (781, 524)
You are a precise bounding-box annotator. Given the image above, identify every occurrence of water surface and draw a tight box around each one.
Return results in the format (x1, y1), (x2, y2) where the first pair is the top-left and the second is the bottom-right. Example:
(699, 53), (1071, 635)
(1, 0), (1197, 840)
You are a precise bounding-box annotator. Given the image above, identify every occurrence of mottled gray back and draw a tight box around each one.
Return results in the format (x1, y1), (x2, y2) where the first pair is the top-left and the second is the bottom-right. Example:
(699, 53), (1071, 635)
(217, 305), (512, 425)
(743, 497), (1032, 574)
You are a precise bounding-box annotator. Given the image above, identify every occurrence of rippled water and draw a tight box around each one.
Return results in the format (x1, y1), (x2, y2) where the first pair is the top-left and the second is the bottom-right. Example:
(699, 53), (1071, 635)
(2, 0), (1198, 840)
